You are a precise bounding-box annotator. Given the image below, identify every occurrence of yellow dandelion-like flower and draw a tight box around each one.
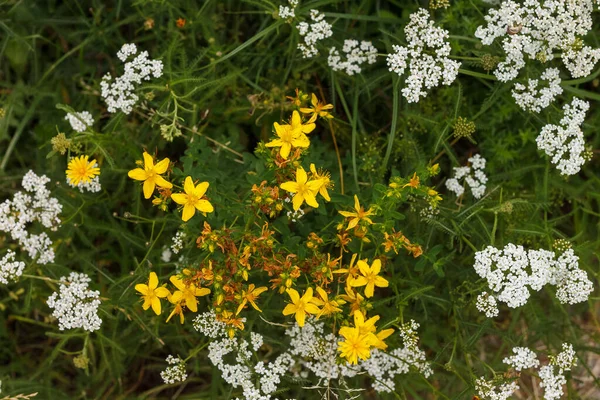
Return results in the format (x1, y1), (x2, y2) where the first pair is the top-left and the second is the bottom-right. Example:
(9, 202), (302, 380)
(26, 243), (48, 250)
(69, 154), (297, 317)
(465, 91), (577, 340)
(66, 155), (100, 187)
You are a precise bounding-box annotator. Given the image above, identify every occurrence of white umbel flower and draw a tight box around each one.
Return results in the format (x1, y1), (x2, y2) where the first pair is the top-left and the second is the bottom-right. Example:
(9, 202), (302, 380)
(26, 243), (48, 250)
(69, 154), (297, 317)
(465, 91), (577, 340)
(0, 171), (62, 266)
(100, 43), (163, 114)
(475, 377), (519, 400)
(65, 111), (94, 132)
(386, 9), (460, 103)
(474, 244), (593, 312)
(297, 9), (333, 58)
(0, 250), (25, 285)
(503, 347), (540, 371)
(446, 154), (488, 199)
(47, 272), (102, 332)
(536, 97), (589, 176)
(476, 292), (499, 318)
(328, 40), (378, 75)
(512, 68), (563, 113)
(160, 355), (187, 384)
(475, 0), (597, 81)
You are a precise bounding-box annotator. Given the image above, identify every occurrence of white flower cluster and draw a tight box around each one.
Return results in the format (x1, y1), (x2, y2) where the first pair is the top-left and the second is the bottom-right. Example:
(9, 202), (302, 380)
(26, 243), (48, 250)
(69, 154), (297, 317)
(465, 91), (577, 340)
(100, 43), (163, 114)
(171, 230), (186, 254)
(286, 207), (304, 222)
(512, 68), (563, 113)
(47, 272), (102, 332)
(161, 246), (172, 263)
(445, 154), (487, 199)
(251, 331), (264, 351)
(474, 244), (593, 314)
(285, 319), (360, 381)
(386, 9), (460, 103)
(64, 111), (94, 132)
(502, 347), (539, 371)
(477, 343), (578, 400)
(361, 320), (432, 393)
(536, 98), (589, 176)
(0, 250), (25, 284)
(196, 314), (431, 397)
(193, 310), (227, 338)
(328, 40), (378, 76)
(476, 291), (499, 318)
(297, 10), (333, 58)
(160, 355), (187, 385)
(538, 343), (577, 400)
(68, 174), (101, 194)
(279, 0), (298, 20)
(0, 171), (62, 266)
(475, 0), (599, 81)
(207, 334), (294, 400)
(475, 378), (519, 400)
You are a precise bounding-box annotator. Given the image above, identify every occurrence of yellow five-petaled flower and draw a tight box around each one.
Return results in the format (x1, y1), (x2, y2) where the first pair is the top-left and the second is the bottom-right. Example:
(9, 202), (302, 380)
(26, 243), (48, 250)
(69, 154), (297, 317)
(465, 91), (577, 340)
(311, 287), (343, 319)
(135, 272), (170, 315)
(349, 259), (389, 298)
(169, 275), (210, 313)
(282, 287), (320, 327)
(235, 284), (268, 315)
(171, 176), (214, 222)
(339, 195), (375, 230)
(265, 111), (314, 159)
(300, 93), (334, 120)
(280, 166), (323, 211)
(128, 151), (173, 199)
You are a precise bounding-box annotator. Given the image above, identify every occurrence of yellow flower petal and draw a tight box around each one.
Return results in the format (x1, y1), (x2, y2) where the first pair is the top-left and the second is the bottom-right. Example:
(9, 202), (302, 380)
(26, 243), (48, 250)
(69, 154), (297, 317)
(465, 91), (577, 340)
(135, 284), (149, 295)
(171, 193), (188, 205)
(193, 181), (209, 198)
(128, 168), (147, 181)
(182, 203), (196, 221)
(148, 272), (159, 290)
(195, 200), (214, 213)
(154, 175), (172, 189)
(183, 176), (195, 195)
(151, 296), (162, 315)
(142, 152), (154, 169)
(154, 158), (170, 174)
(143, 179), (156, 199)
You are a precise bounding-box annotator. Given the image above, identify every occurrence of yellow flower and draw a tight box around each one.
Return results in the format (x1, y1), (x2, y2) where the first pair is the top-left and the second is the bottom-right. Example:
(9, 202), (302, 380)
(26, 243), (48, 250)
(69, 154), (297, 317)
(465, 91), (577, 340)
(337, 326), (374, 364)
(169, 275), (210, 313)
(166, 299), (185, 324)
(282, 287), (320, 327)
(349, 259), (389, 298)
(128, 152), (173, 199)
(332, 253), (360, 281)
(310, 287), (343, 319)
(403, 172), (420, 189)
(372, 328), (395, 350)
(309, 163), (333, 202)
(235, 284), (268, 315)
(280, 166), (323, 211)
(300, 93), (334, 120)
(339, 284), (366, 316)
(351, 310), (379, 335)
(135, 272), (170, 315)
(66, 155), (100, 187)
(265, 111), (312, 159)
(339, 195), (375, 230)
(287, 109), (316, 135)
(171, 176), (214, 222)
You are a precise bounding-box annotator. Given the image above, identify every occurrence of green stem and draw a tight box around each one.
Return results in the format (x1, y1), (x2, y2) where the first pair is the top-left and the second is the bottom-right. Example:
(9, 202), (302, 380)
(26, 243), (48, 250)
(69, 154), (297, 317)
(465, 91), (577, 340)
(458, 68), (497, 81)
(382, 78), (400, 171)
